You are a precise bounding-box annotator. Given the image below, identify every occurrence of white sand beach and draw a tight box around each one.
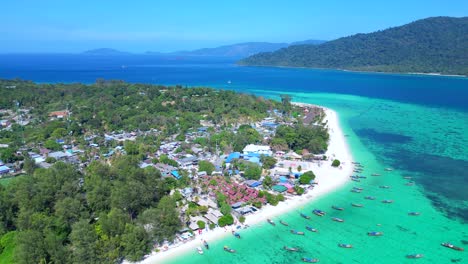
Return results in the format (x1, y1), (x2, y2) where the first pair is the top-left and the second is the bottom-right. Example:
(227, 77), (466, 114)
(132, 105), (354, 264)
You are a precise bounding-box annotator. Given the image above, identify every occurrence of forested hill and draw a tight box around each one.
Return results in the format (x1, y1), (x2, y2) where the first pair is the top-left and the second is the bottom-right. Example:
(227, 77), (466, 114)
(239, 17), (468, 76)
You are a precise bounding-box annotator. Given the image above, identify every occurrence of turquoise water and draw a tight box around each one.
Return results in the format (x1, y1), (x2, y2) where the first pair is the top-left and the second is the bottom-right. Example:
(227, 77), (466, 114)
(0, 55), (467, 263)
(167, 92), (467, 264)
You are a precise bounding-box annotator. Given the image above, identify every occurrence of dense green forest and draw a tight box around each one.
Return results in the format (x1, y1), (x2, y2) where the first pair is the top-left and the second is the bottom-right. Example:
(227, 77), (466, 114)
(239, 17), (468, 75)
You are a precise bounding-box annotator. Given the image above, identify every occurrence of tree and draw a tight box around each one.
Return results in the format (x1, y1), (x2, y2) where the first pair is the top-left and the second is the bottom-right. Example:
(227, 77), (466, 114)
(14, 230), (47, 264)
(70, 219), (99, 264)
(44, 139), (62, 151)
(243, 162), (262, 180)
(332, 159), (341, 167)
(138, 196), (181, 243)
(23, 156), (36, 175)
(299, 171), (315, 184)
(220, 203), (232, 216)
(297, 165), (302, 172)
(197, 220), (206, 229)
(198, 160), (215, 175)
(239, 216), (246, 224)
(260, 155), (277, 169)
(124, 141), (139, 155)
(121, 224), (150, 262)
(294, 185), (305, 195)
(280, 94), (292, 114)
(262, 176), (273, 189)
(218, 214), (234, 227)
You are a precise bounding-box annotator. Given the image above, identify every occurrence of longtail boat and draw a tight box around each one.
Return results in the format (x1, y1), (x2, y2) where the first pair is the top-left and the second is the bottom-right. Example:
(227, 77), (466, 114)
(300, 213), (311, 220)
(197, 246), (204, 255)
(338, 243), (353, 248)
(203, 240), (209, 250)
(280, 220), (289, 226)
(408, 212), (421, 216)
(302, 257), (319, 263)
(406, 254), (423, 259)
(441, 242), (464, 251)
(306, 226), (318, 232)
(332, 217), (344, 222)
(382, 200), (394, 204)
(223, 246), (236, 253)
(352, 203), (364, 207)
(232, 231), (241, 238)
(312, 209), (326, 216)
(291, 230), (305, 235)
(368, 231), (383, 236)
(267, 219), (276, 226)
(332, 205), (344, 211)
(284, 246), (300, 252)
(365, 196), (376, 200)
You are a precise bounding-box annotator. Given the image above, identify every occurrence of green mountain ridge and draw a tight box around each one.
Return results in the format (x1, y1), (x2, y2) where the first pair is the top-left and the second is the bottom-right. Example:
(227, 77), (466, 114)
(239, 17), (468, 76)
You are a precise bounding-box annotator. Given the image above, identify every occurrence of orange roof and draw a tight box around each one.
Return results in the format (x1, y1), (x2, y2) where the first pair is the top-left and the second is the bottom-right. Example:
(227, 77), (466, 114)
(49, 111), (68, 117)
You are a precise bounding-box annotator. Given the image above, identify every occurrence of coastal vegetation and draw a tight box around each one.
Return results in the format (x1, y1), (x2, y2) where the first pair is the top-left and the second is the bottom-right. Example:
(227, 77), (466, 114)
(332, 159), (341, 167)
(239, 17), (468, 76)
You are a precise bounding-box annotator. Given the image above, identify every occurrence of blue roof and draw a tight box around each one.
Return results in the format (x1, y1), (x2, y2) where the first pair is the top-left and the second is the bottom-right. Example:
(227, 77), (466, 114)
(246, 156), (261, 165)
(279, 176), (288, 182)
(171, 170), (181, 179)
(249, 181), (261, 187)
(0, 165), (10, 172)
(226, 152), (241, 163)
(244, 153), (261, 158)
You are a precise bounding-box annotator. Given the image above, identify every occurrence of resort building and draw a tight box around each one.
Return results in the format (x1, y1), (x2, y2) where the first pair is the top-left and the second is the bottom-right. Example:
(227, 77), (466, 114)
(242, 144), (272, 156)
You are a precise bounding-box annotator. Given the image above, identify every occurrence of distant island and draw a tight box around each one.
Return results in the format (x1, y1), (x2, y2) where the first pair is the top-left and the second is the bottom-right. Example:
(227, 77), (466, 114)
(82, 48), (131, 55)
(239, 17), (468, 76)
(82, 39), (326, 58)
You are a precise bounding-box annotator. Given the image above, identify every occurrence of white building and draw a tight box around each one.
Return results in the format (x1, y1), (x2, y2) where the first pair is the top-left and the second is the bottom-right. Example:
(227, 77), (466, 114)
(242, 144), (272, 156)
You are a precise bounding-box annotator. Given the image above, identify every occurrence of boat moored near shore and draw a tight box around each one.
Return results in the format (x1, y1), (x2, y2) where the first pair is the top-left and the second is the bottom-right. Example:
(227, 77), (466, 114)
(408, 212), (421, 216)
(365, 196), (376, 200)
(302, 257), (320, 263)
(338, 243), (353, 248)
(352, 203), (364, 207)
(406, 254), (423, 259)
(280, 220), (289, 226)
(267, 219), (276, 226)
(368, 231), (384, 236)
(306, 226), (318, 232)
(223, 246), (236, 253)
(300, 213), (311, 219)
(332, 217), (344, 222)
(196, 247), (204, 255)
(441, 242), (464, 251)
(284, 246), (300, 252)
(313, 209), (326, 216)
(332, 205), (344, 211)
(291, 230), (305, 235)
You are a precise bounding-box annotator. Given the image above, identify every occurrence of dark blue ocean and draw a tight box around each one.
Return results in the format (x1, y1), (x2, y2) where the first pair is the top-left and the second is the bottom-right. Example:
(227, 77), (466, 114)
(1, 54), (467, 111)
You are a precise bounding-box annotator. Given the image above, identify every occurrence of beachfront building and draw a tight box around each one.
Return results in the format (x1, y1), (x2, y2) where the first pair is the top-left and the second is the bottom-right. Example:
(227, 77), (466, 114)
(242, 144), (272, 156)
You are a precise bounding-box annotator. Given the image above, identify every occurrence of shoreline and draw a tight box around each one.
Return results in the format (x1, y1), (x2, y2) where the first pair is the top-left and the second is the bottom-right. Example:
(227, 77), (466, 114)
(237, 63), (467, 79)
(132, 105), (354, 264)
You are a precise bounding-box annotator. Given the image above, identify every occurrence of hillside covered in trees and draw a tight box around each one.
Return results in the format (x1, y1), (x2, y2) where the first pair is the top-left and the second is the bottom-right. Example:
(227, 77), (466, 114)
(239, 17), (468, 75)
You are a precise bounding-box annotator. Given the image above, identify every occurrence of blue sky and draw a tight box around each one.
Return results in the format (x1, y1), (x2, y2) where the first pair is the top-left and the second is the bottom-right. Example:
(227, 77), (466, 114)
(1, 0), (467, 53)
